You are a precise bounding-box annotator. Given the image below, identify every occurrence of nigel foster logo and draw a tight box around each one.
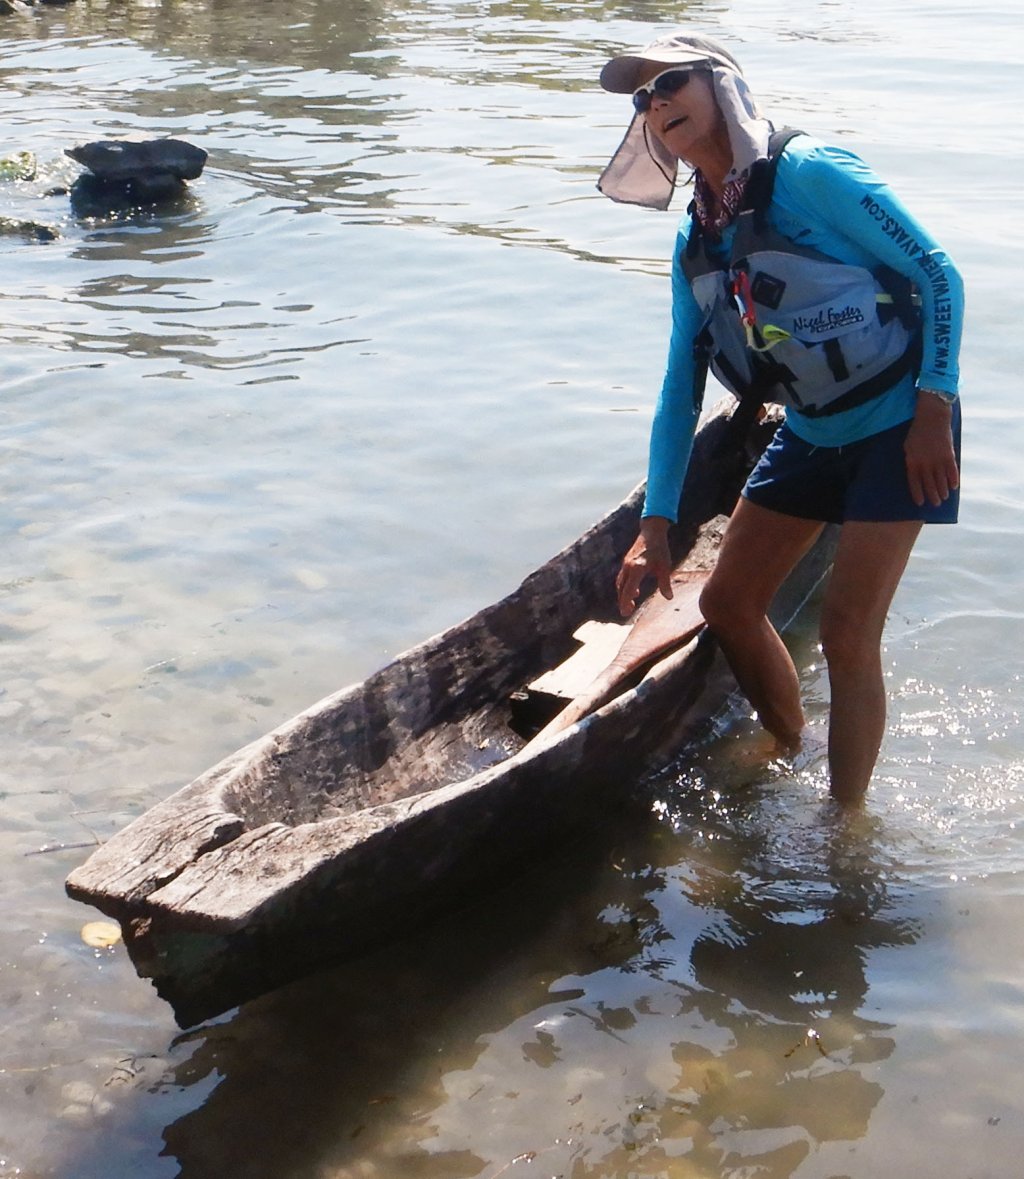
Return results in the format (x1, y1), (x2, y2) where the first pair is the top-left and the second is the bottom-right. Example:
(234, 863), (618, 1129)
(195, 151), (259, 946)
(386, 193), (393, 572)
(792, 305), (865, 335)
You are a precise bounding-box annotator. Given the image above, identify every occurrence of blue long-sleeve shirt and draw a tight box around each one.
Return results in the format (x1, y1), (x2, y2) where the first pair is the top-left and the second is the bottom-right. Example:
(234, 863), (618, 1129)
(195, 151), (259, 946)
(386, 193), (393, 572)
(643, 135), (965, 521)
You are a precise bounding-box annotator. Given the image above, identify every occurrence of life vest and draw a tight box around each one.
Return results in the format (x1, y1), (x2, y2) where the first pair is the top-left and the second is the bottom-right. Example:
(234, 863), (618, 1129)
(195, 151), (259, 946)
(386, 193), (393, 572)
(682, 130), (922, 419)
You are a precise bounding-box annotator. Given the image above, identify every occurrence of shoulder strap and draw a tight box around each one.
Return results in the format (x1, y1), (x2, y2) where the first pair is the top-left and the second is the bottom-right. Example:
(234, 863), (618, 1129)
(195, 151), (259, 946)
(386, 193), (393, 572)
(742, 127), (804, 232)
(682, 128), (806, 282)
(684, 198), (704, 261)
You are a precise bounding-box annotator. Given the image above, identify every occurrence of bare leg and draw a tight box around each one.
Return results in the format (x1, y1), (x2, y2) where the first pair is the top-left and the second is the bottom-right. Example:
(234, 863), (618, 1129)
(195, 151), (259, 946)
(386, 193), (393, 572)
(700, 499), (824, 747)
(820, 520), (922, 803)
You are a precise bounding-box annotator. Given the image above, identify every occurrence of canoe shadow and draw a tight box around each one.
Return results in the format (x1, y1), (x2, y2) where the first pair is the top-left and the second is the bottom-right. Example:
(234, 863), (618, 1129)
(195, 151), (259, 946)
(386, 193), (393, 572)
(164, 801), (658, 1178)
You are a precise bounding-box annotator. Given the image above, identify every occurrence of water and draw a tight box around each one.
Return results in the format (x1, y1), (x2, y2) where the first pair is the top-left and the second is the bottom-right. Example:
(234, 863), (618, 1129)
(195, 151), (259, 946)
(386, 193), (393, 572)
(1, 0), (1022, 1174)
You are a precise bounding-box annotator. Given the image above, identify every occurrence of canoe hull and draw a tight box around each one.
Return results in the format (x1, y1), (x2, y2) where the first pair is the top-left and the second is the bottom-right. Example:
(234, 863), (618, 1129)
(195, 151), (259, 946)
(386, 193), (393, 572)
(67, 401), (837, 1027)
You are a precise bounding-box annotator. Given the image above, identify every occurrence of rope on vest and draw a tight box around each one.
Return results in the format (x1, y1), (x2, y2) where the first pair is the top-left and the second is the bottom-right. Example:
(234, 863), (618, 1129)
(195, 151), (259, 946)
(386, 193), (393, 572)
(693, 128), (806, 451)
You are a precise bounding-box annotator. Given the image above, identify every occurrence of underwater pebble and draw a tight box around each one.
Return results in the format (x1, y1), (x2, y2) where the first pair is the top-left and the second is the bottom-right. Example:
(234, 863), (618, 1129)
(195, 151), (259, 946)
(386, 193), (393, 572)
(58, 1079), (114, 1124)
(81, 922), (121, 948)
(294, 567), (329, 591)
(644, 1057), (680, 1092)
(61, 1080), (97, 1106)
(60, 1096), (113, 1123)
(561, 1065), (605, 1096)
(59, 1103), (94, 1127)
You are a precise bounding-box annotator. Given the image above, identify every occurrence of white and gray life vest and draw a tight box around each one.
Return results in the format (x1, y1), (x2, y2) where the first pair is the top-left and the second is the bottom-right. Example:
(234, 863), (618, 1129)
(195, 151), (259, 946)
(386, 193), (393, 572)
(682, 130), (922, 419)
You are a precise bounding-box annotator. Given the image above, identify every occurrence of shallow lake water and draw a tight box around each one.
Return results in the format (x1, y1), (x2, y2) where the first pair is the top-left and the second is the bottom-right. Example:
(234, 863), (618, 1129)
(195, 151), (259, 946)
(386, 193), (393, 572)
(1, 0), (1023, 1175)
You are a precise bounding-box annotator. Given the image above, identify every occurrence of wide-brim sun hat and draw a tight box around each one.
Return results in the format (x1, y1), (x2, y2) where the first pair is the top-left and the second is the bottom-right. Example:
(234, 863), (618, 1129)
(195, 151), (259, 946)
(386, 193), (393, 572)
(599, 31), (743, 93)
(597, 31), (771, 210)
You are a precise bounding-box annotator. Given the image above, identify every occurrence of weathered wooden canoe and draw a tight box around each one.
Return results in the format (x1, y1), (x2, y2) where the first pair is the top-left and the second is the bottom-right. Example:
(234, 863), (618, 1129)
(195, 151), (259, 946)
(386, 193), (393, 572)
(66, 399), (837, 1027)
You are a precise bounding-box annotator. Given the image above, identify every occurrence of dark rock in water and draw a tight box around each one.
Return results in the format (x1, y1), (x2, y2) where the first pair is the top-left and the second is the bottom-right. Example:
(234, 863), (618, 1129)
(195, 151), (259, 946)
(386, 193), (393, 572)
(64, 138), (207, 214)
(0, 216), (58, 242)
(65, 138), (207, 185)
(0, 0), (35, 16)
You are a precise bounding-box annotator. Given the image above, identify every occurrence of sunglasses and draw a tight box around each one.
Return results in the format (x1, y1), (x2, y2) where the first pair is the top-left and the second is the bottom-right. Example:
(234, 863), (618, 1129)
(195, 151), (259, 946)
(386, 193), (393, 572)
(632, 68), (698, 114)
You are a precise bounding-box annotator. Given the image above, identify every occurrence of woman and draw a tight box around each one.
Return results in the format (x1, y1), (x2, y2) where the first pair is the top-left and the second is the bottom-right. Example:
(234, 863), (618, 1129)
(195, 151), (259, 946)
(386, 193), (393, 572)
(599, 32), (963, 802)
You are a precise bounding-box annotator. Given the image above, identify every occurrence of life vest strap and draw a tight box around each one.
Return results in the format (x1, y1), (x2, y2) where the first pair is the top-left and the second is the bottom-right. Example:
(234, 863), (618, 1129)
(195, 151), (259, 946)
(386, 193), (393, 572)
(791, 336), (922, 419)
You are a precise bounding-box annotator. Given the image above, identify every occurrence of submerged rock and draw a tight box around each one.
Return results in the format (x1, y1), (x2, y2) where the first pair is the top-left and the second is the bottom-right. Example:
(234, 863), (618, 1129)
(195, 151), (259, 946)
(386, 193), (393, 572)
(65, 137), (207, 207)
(0, 151), (36, 181)
(0, 215), (58, 242)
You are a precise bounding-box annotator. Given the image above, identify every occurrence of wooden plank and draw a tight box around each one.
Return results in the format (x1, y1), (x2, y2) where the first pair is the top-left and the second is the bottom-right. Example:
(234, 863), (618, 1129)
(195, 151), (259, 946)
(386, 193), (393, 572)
(527, 620), (631, 701)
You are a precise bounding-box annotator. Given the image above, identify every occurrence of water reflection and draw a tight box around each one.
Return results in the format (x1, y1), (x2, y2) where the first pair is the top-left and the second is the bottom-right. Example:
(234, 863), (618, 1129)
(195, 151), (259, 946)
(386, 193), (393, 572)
(26, 0), (702, 85)
(630, 775), (917, 1175)
(34, 0), (397, 73)
(56, 824), (642, 1179)
(55, 772), (921, 1179)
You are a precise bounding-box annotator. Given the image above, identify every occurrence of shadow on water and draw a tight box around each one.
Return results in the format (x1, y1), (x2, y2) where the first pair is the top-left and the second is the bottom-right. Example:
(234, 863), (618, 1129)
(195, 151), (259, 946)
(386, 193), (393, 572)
(66, 177), (202, 223)
(56, 753), (921, 1179)
(55, 798), (654, 1179)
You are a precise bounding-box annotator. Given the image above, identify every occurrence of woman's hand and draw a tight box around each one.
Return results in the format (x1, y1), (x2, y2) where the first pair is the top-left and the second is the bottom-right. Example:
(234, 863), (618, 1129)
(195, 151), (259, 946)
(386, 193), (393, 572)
(904, 391), (959, 507)
(615, 516), (674, 618)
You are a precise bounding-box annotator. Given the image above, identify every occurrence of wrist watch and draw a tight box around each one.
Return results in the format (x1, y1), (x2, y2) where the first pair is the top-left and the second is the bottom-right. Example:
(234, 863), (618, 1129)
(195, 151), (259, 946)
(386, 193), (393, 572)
(918, 386), (959, 406)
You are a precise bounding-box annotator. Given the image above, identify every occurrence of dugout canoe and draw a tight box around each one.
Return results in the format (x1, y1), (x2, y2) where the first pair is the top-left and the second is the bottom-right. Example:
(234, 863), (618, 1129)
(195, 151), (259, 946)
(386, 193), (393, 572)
(66, 399), (837, 1028)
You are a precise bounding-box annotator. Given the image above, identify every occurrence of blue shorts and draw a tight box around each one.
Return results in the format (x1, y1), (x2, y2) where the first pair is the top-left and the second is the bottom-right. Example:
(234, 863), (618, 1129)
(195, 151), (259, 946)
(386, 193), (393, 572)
(742, 406), (961, 524)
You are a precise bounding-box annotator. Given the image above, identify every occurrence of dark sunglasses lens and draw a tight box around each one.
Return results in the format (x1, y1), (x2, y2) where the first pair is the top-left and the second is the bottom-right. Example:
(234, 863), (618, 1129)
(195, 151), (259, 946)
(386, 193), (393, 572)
(655, 69), (693, 96)
(632, 69), (693, 113)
